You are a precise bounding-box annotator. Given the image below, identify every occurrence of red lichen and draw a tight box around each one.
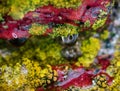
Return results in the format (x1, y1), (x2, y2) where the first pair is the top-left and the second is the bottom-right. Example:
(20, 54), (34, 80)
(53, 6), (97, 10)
(97, 55), (111, 70)
(59, 72), (94, 89)
(36, 87), (44, 91)
(98, 59), (110, 70)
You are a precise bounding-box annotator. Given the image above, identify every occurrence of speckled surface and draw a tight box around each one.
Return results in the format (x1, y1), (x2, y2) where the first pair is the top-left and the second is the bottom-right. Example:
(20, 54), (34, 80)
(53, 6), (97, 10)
(0, 0), (120, 91)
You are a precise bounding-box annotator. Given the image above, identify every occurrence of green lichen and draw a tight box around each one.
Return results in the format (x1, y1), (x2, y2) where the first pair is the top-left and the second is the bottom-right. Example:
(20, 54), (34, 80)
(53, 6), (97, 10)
(92, 18), (107, 30)
(29, 23), (48, 35)
(92, 10), (108, 30)
(84, 20), (91, 27)
(50, 24), (79, 38)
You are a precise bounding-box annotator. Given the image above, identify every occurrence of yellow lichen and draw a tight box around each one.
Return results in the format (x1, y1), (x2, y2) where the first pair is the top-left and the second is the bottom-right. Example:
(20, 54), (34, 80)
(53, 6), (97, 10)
(107, 51), (120, 91)
(100, 30), (110, 40)
(51, 24), (79, 38)
(29, 23), (48, 35)
(76, 37), (100, 67)
(0, 58), (58, 90)
(92, 18), (107, 30)
(49, 0), (82, 9)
